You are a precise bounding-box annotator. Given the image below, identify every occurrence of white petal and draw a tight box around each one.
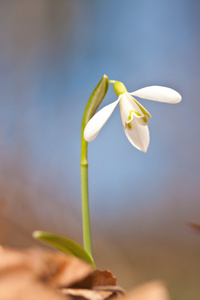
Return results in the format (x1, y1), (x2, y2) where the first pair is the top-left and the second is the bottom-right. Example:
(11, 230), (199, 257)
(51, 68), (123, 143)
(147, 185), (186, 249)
(131, 86), (182, 104)
(84, 99), (119, 142)
(124, 118), (150, 152)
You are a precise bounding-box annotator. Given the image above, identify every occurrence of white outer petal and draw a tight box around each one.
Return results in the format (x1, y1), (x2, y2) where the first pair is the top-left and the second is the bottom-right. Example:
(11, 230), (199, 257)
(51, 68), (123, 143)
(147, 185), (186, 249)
(84, 99), (119, 142)
(131, 86), (182, 104)
(125, 119), (150, 152)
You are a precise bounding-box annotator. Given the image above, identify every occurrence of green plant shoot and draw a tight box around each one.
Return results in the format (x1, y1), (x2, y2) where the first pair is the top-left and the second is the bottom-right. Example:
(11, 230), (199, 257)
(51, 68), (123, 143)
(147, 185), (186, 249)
(33, 75), (109, 267)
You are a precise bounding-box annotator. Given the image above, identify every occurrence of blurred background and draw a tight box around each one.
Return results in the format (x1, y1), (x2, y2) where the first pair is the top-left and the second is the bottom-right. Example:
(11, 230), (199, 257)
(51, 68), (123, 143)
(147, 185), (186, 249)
(0, 0), (200, 299)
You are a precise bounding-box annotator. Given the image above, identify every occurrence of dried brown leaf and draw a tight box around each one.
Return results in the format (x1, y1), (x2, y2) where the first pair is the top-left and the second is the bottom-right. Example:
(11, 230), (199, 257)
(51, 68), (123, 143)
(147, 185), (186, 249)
(71, 270), (116, 289)
(0, 269), (67, 300)
(91, 270), (117, 287)
(61, 288), (115, 300)
(0, 246), (93, 288)
(94, 286), (125, 295)
(60, 286), (124, 300)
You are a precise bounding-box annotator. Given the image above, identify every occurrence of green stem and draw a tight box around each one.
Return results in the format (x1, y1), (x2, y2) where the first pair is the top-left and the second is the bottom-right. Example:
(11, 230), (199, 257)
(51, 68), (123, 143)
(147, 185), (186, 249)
(80, 130), (91, 255)
(80, 144), (92, 255)
(80, 75), (109, 259)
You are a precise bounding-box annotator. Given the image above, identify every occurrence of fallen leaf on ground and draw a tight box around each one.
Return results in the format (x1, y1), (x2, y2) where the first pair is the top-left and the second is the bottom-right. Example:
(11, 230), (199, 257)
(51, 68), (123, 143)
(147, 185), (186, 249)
(0, 269), (67, 300)
(61, 288), (116, 300)
(0, 245), (94, 299)
(0, 245), (92, 288)
(71, 270), (116, 289)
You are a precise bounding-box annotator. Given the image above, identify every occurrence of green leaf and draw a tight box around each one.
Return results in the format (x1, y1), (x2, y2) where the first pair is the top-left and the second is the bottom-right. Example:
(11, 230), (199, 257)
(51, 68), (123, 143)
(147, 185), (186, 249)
(33, 231), (96, 268)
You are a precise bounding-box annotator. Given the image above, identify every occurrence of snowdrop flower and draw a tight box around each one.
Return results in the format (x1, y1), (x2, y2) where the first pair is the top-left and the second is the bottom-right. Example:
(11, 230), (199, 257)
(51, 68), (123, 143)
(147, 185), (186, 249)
(84, 81), (182, 152)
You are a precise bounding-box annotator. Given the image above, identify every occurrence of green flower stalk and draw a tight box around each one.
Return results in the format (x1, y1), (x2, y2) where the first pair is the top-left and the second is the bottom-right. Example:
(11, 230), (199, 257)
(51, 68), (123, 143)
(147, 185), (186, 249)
(80, 75), (109, 258)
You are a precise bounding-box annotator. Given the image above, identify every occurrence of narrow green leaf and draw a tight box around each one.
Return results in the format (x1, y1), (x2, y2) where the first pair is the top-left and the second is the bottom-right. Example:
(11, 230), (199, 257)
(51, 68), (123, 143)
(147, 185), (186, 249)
(33, 231), (96, 268)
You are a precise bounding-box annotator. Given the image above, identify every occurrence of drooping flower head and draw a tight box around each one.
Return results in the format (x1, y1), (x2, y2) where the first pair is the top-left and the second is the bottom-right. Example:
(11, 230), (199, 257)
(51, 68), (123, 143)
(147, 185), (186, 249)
(84, 81), (182, 152)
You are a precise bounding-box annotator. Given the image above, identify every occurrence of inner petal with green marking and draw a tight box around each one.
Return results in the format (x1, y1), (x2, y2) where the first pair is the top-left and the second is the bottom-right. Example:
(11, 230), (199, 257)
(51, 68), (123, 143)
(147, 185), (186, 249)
(133, 98), (152, 118)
